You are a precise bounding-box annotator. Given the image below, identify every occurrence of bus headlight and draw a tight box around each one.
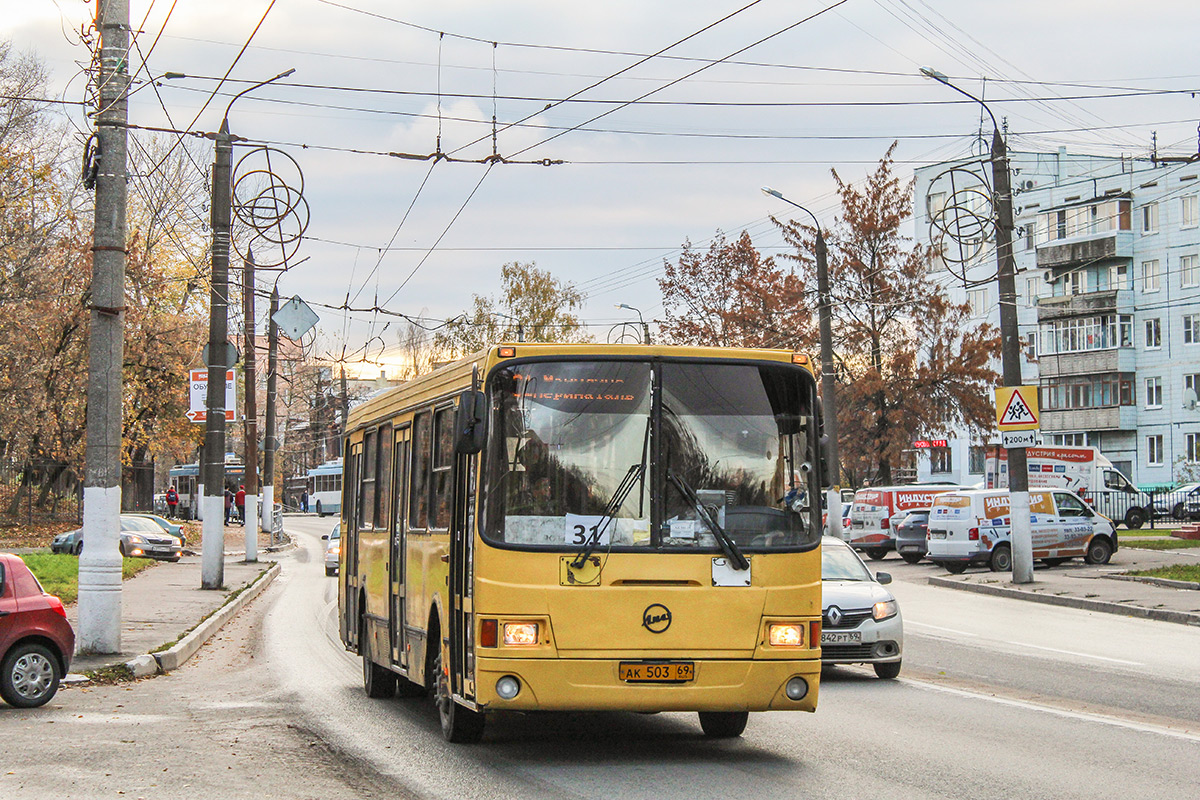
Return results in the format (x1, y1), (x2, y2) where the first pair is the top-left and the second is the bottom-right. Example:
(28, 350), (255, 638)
(503, 622), (539, 646)
(495, 675), (521, 700)
(873, 599), (898, 621)
(768, 623), (805, 647)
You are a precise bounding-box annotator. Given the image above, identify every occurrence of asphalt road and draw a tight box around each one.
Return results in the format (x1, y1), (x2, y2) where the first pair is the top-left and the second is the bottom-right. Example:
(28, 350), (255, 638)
(4, 519), (1196, 799)
(275, 517), (1200, 800)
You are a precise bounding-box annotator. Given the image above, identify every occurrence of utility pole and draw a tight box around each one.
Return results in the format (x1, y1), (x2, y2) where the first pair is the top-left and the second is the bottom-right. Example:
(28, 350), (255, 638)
(201, 119), (232, 590)
(262, 285), (279, 532)
(921, 67), (1033, 583)
(340, 366), (349, 438)
(78, 0), (130, 653)
(242, 250), (259, 561)
(761, 187), (842, 541)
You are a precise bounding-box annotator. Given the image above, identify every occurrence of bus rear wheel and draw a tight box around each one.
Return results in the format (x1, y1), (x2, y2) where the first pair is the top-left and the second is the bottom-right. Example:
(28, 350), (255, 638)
(698, 711), (749, 738)
(315, 500), (324, 517)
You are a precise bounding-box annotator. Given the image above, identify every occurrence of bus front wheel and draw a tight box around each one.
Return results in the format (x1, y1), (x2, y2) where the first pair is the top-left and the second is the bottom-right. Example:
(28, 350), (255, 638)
(429, 623), (485, 743)
(698, 711), (748, 738)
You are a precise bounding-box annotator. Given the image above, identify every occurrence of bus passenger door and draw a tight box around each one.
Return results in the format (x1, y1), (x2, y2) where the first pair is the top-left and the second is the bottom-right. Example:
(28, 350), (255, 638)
(391, 428), (410, 669)
(450, 449), (478, 702)
(341, 442), (362, 649)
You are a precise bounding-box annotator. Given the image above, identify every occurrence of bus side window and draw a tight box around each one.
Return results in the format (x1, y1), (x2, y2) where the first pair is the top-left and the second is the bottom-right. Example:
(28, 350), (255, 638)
(360, 430), (377, 530)
(432, 406), (455, 529)
(410, 411), (431, 529)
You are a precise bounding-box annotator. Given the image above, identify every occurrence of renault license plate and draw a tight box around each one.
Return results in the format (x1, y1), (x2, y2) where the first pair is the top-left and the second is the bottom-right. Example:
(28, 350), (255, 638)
(821, 631), (862, 645)
(619, 662), (695, 682)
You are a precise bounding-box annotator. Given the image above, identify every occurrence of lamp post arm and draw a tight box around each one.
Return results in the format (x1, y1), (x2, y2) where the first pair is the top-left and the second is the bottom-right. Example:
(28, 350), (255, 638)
(223, 68), (296, 123)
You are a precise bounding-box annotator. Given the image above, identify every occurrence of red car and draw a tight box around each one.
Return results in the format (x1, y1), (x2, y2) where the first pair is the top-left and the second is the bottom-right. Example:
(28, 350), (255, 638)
(0, 553), (74, 707)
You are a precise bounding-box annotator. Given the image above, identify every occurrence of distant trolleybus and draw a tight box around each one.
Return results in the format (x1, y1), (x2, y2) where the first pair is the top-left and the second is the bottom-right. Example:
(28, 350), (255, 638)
(307, 459), (343, 516)
(338, 344), (827, 742)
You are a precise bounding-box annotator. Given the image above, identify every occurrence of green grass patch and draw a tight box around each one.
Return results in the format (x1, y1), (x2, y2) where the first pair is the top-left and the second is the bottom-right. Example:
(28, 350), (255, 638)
(1129, 564), (1200, 583)
(1124, 538), (1200, 551)
(19, 553), (156, 605)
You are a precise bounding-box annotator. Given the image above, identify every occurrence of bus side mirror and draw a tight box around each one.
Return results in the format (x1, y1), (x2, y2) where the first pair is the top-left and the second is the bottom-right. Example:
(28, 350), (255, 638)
(456, 390), (487, 454)
(819, 435), (835, 489)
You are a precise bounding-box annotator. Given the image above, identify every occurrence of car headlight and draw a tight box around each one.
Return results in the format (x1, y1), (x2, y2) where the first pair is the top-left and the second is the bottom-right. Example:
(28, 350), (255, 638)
(328, 546), (340, 556)
(126, 535), (146, 544)
(503, 622), (539, 646)
(873, 599), (898, 621)
(768, 623), (805, 647)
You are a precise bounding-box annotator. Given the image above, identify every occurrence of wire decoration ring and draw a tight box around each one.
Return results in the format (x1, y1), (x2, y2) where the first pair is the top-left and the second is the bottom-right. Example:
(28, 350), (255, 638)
(232, 146), (309, 270)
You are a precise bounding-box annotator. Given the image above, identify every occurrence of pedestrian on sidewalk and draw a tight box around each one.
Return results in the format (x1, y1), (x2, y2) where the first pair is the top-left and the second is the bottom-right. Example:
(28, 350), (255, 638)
(235, 485), (246, 525)
(165, 484), (179, 519)
(224, 487), (234, 525)
(301, 490), (309, 514)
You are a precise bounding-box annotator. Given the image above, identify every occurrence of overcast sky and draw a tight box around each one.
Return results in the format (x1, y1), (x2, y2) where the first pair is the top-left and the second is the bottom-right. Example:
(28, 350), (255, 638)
(9, 1), (1200, 372)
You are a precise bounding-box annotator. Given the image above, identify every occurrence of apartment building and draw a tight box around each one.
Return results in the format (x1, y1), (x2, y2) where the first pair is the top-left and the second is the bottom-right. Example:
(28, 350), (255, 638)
(910, 147), (1200, 487)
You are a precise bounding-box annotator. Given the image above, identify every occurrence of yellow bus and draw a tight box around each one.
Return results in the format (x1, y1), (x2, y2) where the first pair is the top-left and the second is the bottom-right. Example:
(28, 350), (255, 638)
(339, 343), (826, 742)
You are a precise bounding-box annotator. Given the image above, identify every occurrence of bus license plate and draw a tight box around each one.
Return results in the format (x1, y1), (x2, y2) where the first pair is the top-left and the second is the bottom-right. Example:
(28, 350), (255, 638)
(821, 631), (861, 645)
(619, 662), (695, 683)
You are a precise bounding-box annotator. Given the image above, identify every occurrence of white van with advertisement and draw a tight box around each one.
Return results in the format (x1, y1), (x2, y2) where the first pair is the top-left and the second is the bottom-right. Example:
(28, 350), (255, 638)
(926, 488), (1118, 573)
(847, 484), (959, 560)
(986, 445), (1151, 529)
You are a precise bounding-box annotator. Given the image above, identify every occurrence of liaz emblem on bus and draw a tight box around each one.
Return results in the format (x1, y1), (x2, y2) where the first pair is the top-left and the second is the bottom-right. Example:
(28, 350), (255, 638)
(642, 603), (672, 633)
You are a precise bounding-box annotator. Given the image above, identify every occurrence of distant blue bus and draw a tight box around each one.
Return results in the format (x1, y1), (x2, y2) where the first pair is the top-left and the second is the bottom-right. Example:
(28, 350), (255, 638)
(167, 461), (247, 520)
(308, 459), (343, 516)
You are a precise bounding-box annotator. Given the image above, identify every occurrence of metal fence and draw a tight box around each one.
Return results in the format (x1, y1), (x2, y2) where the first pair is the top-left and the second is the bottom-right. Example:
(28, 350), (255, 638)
(1088, 487), (1198, 529)
(0, 460), (82, 527)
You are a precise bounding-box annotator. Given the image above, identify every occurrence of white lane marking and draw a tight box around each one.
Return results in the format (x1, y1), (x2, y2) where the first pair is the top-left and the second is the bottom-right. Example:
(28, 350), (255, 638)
(907, 678), (1200, 744)
(908, 621), (978, 637)
(907, 621), (1143, 665)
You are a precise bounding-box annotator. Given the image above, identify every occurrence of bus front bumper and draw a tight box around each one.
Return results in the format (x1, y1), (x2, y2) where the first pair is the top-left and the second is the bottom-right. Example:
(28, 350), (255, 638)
(474, 656), (820, 713)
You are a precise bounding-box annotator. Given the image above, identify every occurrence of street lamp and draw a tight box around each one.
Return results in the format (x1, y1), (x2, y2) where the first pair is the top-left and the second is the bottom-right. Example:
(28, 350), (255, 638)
(761, 187), (842, 541)
(185, 67), (295, 589)
(615, 303), (651, 345)
(920, 66), (1034, 584)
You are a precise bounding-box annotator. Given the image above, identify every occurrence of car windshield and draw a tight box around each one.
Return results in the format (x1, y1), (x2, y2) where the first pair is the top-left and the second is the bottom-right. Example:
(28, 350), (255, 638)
(483, 358), (821, 553)
(121, 517), (162, 533)
(822, 541), (873, 581)
(330, 524), (340, 540)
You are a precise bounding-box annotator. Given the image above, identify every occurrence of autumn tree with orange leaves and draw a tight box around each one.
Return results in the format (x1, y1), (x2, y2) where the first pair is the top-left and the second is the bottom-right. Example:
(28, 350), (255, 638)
(657, 230), (816, 351)
(774, 144), (999, 486)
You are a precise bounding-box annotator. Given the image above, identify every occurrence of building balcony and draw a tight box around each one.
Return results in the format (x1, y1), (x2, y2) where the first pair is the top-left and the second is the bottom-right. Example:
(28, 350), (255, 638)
(1035, 289), (1134, 321)
(1040, 405), (1136, 433)
(1037, 346), (1137, 379)
(1036, 230), (1133, 270)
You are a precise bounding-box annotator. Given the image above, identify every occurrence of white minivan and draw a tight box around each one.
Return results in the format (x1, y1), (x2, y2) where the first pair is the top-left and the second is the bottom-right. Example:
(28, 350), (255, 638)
(926, 489), (1118, 573)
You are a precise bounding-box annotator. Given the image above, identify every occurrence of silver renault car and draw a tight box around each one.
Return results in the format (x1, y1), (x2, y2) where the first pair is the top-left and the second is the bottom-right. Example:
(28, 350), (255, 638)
(820, 535), (904, 679)
(322, 523), (340, 577)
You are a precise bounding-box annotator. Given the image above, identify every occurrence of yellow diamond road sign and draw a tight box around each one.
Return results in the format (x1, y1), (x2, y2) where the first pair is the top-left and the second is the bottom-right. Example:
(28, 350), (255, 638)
(995, 386), (1039, 430)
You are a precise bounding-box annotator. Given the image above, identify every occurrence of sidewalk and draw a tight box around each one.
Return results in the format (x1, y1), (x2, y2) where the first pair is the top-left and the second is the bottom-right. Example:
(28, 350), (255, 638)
(928, 542), (1200, 626)
(67, 524), (289, 676)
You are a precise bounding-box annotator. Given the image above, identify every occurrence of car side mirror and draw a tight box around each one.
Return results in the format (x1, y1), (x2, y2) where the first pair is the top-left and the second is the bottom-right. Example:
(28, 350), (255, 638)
(876, 572), (892, 585)
(456, 389), (487, 455)
(321, 534), (329, 540)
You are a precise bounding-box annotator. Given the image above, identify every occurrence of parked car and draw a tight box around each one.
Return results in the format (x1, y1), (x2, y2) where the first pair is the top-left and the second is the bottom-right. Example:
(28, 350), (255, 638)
(927, 489), (1117, 573)
(820, 536), (903, 679)
(822, 501), (852, 536)
(51, 516), (184, 562)
(0, 553), (75, 707)
(1152, 483), (1200, 521)
(123, 513), (185, 547)
(894, 509), (931, 564)
(323, 523), (341, 577)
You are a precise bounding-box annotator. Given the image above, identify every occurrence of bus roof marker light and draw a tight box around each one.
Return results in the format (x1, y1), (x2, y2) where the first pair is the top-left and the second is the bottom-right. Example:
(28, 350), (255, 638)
(498, 346), (516, 358)
(791, 353), (809, 365)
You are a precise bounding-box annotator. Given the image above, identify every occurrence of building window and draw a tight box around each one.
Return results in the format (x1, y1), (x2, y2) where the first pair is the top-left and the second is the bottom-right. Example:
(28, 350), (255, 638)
(968, 445), (986, 475)
(1182, 254), (1199, 288)
(1040, 314), (1132, 355)
(1187, 373), (1200, 404)
(1110, 263), (1130, 290)
(1148, 435), (1164, 466)
(967, 288), (988, 316)
(1142, 260), (1161, 292)
(1145, 318), (1161, 349)
(930, 447), (952, 474)
(927, 191), (946, 221)
(1188, 433), (1200, 464)
(1186, 314), (1200, 345)
(1145, 377), (1163, 408)
(1041, 374), (1135, 410)
(1183, 195), (1199, 229)
(1141, 202), (1159, 234)
(1053, 433), (1091, 447)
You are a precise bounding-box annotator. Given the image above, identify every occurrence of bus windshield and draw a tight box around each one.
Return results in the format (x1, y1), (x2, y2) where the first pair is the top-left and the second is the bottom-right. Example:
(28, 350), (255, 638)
(484, 358), (820, 553)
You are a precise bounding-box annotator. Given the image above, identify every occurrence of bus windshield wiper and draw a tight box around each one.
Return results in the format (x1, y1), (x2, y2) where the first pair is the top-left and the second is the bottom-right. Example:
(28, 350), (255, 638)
(570, 462), (643, 569)
(666, 470), (749, 571)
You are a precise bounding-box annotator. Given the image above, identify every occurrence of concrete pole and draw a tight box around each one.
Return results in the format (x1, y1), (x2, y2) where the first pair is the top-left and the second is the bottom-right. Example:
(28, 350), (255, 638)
(262, 286), (279, 530)
(201, 120), (232, 590)
(242, 251), (259, 561)
(78, 0), (129, 654)
(990, 127), (1035, 584)
(814, 231), (845, 541)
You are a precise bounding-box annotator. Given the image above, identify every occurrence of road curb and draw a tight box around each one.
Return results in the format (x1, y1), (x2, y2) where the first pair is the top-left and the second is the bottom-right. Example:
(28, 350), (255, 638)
(153, 562), (281, 673)
(927, 575), (1200, 627)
